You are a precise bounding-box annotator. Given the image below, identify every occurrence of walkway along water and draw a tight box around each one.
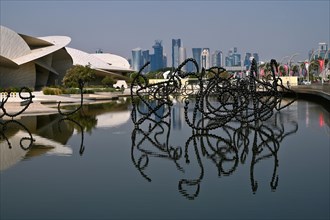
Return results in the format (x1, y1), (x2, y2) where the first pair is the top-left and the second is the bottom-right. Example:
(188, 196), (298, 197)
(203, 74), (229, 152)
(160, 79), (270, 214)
(1, 84), (329, 119)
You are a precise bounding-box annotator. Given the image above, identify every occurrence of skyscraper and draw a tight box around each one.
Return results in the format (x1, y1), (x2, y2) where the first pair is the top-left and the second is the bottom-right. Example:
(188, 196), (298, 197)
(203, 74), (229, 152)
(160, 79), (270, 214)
(142, 50), (150, 73)
(201, 48), (210, 69)
(192, 48), (202, 71)
(172, 39), (181, 68)
(150, 40), (164, 71)
(252, 53), (259, 63)
(244, 52), (252, 69)
(163, 54), (167, 69)
(179, 47), (187, 71)
(132, 48), (142, 71)
(225, 47), (241, 67)
(211, 50), (223, 67)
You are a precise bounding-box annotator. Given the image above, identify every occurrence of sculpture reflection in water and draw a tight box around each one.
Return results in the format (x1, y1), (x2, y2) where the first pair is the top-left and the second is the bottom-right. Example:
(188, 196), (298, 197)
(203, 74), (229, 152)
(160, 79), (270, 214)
(130, 62), (184, 181)
(57, 80), (86, 155)
(0, 82), (88, 171)
(130, 58), (298, 200)
(1, 87), (36, 169)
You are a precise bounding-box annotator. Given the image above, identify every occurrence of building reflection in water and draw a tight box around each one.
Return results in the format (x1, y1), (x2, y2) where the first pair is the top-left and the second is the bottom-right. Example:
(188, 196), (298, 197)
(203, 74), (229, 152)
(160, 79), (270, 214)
(0, 98), (133, 171)
(131, 100), (299, 200)
(0, 113), (80, 171)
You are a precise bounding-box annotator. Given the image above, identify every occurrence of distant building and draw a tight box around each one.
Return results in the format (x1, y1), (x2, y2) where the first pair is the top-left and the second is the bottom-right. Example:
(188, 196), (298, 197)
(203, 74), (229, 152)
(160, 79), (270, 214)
(318, 42), (329, 59)
(192, 48), (202, 71)
(309, 43), (329, 60)
(179, 47), (187, 71)
(225, 47), (241, 67)
(142, 50), (150, 73)
(244, 52), (252, 68)
(132, 48), (142, 71)
(253, 53), (259, 63)
(201, 48), (210, 69)
(163, 54), (167, 69)
(243, 52), (259, 70)
(150, 40), (164, 71)
(172, 39), (181, 68)
(211, 50), (223, 67)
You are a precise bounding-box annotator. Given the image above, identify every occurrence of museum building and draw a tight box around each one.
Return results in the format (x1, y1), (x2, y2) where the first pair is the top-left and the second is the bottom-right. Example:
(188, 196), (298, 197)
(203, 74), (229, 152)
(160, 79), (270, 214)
(0, 26), (132, 89)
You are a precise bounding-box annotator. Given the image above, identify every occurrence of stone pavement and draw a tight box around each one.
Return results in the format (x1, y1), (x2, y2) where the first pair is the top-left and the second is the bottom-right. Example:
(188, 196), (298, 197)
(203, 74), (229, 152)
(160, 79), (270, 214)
(1, 89), (130, 118)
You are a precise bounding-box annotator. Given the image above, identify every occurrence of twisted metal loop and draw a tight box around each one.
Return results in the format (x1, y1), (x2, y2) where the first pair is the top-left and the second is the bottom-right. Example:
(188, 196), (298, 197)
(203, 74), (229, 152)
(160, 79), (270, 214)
(0, 87), (34, 119)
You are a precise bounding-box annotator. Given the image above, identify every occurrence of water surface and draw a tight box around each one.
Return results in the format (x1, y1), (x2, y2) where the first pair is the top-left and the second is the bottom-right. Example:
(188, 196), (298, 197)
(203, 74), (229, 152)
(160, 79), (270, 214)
(0, 98), (329, 220)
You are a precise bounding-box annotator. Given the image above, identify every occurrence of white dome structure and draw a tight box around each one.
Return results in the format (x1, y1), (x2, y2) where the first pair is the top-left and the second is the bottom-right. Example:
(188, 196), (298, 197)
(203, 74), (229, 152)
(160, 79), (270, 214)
(0, 26), (132, 89)
(91, 53), (131, 70)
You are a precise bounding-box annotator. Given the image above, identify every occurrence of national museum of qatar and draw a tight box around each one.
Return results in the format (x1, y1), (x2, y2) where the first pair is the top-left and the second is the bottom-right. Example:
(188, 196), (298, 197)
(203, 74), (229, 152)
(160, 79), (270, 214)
(0, 26), (132, 89)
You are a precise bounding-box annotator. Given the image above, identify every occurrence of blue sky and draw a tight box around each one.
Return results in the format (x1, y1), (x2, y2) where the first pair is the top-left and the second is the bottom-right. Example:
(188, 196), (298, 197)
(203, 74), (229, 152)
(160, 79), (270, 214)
(1, 0), (329, 64)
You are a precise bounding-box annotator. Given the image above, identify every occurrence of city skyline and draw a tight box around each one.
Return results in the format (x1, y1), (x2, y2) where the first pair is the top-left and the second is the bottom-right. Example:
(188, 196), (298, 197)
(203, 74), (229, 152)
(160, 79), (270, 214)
(1, 0), (329, 64)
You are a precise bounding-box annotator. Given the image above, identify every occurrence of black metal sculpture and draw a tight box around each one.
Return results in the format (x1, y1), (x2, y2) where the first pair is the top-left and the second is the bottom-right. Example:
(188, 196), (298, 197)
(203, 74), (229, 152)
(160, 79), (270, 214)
(130, 58), (298, 199)
(0, 119), (35, 150)
(1, 79), (87, 157)
(58, 79), (84, 116)
(0, 87), (35, 119)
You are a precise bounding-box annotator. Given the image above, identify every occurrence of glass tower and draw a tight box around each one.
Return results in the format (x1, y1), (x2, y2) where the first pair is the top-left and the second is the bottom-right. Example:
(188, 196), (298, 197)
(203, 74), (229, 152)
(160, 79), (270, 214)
(132, 48), (142, 72)
(172, 39), (181, 68)
(151, 40), (164, 71)
(201, 48), (210, 69)
(211, 50), (223, 67)
(192, 48), (202, 71)
(179, 47), (187, 71)
(142, 50), (150, 73)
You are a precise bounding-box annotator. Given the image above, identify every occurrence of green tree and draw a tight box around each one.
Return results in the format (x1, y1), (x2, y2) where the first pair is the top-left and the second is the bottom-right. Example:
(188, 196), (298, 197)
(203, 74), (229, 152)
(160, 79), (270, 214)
(292, 65), (299, 76)
(279, 66), (286, 76)
(130, 72), (146, 85)
(62, 64), (95, 87)
(101, 76), (115, 87)
(309, 60), (319, 76)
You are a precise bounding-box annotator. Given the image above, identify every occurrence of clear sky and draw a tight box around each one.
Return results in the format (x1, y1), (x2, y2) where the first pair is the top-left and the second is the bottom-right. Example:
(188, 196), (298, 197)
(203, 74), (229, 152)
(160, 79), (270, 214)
(1, 0), (329, 64)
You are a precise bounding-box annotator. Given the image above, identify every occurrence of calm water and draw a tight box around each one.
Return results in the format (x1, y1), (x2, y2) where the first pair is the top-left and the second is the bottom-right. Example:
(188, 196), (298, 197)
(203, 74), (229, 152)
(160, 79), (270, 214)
(0, 98), (329, 220)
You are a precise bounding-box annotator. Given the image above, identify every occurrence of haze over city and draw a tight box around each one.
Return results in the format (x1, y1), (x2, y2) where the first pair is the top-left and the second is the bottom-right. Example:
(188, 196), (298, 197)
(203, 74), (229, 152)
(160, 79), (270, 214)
(1, 0), (329, 64)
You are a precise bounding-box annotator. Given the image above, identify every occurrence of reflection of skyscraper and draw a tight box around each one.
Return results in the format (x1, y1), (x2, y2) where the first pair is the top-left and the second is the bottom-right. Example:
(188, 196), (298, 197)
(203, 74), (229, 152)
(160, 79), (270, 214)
(172, 101), (185, 130)
(172, 39), (181, 68)
(192, 48), (202, 71)
(132, 48), (142, 71)
(201, 48), (210, 69)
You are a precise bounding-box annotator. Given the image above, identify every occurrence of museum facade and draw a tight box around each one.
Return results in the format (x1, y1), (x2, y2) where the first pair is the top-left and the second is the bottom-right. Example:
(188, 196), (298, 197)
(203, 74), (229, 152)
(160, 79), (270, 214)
(0, 26), (132, 89)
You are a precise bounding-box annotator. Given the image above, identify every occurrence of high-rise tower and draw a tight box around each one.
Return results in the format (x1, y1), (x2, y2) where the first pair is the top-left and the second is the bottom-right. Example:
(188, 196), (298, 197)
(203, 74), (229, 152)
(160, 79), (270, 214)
(172, 39), (181, 68)
(211, 50), (223, 67)
(192, 48), (202, 71)
(151, 40), (164, 71)
(201, 48), (210, 69)
(132, 48), (142, 71)
(179, 47), (187, 71)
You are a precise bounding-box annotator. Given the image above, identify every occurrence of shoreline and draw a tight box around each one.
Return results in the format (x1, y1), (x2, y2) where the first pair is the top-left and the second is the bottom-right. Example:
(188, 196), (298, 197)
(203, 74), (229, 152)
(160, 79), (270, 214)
(1, 85), (329, 119)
